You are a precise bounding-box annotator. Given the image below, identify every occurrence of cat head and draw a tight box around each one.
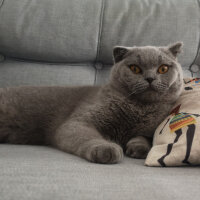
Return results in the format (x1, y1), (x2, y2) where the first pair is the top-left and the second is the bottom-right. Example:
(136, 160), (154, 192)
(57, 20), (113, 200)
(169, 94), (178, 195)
(110, 42), (184, 103)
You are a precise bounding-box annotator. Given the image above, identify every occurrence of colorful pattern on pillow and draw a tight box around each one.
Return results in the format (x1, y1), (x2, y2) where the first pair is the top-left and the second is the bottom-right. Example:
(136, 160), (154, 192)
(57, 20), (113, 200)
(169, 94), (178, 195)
(145, 78), (200, 167)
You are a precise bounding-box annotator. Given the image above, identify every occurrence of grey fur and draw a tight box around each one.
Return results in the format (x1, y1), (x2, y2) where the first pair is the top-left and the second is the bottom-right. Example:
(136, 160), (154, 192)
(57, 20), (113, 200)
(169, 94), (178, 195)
(0, 42), (183, 164)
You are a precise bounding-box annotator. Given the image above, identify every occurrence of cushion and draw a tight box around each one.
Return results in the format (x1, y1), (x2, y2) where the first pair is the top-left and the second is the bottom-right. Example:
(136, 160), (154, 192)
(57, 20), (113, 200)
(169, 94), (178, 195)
(1, 144), (200, 200)
(145, 78), (200, 167)
(0, 0), (102, 62)
(0, 0), (199, 70)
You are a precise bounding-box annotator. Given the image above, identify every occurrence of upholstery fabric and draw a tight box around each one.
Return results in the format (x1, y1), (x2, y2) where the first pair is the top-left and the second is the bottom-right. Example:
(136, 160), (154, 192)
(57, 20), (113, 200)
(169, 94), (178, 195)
(1, 145), (200, 200)
(95, 65), (111, 85)
(0, 59), (95, 87)
(0, 0), (3, 8)
(0, 0), (102, 63)
(191, 47), (200, 77)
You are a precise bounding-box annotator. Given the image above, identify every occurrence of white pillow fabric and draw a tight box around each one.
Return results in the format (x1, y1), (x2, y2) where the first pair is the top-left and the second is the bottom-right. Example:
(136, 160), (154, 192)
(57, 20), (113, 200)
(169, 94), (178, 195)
(145, 78), (200, 167)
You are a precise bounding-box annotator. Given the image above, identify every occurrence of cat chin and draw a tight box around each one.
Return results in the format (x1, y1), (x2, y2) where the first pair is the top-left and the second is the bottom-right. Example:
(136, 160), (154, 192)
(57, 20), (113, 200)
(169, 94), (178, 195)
(129, 84), (168, 97)
(142, 89), (158, 96)
(132, 87), (156, 96)
(135, 94), (160, 103)
(145, 87), (156, 92)
(142, 86), (161, 93)
(135, 88), (169, 103)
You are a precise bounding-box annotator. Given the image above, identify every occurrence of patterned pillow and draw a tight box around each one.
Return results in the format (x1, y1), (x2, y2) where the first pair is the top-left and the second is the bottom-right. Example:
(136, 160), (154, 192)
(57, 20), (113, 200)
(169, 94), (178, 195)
(145, 78), (200, 167)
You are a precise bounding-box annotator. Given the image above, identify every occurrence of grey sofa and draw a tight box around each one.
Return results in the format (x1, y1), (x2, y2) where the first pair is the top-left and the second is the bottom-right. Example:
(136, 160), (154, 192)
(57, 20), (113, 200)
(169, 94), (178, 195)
(0, 0), (200, 200)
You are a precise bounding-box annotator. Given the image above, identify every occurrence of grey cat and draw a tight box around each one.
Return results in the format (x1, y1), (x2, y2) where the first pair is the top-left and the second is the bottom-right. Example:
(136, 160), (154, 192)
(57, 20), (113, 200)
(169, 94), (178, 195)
(0, 42), (183, 164)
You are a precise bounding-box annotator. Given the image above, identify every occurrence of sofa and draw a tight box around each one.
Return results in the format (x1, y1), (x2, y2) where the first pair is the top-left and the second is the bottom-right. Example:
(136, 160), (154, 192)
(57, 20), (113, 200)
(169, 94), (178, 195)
(0, 0), (200, 199)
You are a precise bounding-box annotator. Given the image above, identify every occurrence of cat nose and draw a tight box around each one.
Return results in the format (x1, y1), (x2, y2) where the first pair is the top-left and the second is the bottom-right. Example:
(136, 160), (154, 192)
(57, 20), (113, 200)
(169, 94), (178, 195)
(145, 77), (154, 84)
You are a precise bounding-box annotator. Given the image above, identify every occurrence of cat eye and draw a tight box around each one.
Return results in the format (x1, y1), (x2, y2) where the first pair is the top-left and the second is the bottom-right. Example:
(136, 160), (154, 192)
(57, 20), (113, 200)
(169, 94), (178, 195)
(130, 65), (142, 74)
(158, 65), (169, 74)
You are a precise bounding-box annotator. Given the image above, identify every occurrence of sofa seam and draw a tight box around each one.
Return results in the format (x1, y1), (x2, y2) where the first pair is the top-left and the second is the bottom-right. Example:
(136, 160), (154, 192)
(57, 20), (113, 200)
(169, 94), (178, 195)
(3, 56), (94, 66)
(94, 0), (105, 85)
(0, 0), (4, 9)
(95, 0), (105, 63)
(188, 0), (200, 76)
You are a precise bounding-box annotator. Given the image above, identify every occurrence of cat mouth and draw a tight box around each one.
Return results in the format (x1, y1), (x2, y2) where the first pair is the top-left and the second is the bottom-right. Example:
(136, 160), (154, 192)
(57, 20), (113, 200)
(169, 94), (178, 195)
(133, 84), (159, 95)
(145, 85), (157, 92)
(145, 84), (169, 93)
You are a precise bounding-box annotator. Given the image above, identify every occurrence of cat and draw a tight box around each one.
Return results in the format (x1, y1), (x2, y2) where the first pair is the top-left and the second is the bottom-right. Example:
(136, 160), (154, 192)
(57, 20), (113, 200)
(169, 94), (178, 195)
(0, 42), (183, 164)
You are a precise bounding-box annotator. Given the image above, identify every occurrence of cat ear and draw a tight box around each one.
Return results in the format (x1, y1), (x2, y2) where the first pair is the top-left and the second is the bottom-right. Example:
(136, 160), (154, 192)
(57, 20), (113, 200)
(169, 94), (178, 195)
(167, 42), (183, 57)
(113, 46), (130, 63)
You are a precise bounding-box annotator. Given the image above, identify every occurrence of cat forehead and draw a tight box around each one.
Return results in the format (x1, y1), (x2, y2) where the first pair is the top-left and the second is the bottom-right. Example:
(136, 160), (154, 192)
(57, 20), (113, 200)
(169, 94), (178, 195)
(128, 46), (161, 58)
(125, 46), (171, 64)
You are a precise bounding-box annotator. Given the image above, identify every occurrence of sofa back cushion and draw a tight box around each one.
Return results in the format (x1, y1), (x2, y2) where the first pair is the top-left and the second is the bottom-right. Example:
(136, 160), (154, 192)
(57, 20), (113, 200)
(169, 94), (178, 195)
(0, 0), (102, 63)
(0, 0), (199, 87)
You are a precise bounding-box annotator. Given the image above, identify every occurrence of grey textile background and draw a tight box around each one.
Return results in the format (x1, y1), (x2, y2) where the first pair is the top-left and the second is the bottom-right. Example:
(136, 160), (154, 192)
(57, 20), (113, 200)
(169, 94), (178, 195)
(0, 0), (200, 88)
(0, 0), (199, 88)
(0, 0), (3, 8)
(192, 47), (200, 76)
(0, 59), (95, 87)
(0, 0), (102, 63)
(1, 145), (200, 200)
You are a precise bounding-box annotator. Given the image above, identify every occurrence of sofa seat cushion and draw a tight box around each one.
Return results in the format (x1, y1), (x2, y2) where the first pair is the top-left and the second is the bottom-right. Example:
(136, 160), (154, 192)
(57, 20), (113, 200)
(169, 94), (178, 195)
(1, 145), (200, 200)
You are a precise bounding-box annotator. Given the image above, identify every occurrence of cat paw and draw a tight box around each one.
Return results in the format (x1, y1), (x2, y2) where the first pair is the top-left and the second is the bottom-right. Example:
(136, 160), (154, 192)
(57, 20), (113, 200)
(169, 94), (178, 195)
(125, 137), (151, 159)
(90, 143), (124, 164)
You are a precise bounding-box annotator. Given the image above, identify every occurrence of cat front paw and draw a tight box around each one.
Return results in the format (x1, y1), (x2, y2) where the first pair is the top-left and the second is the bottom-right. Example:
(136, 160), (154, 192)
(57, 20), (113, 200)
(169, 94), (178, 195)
(90, 143), (124, 164)
(125, 136), (151, 159)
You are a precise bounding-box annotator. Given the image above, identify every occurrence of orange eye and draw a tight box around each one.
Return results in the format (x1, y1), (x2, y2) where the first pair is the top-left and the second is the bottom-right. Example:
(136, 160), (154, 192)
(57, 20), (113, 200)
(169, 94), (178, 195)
(158, 65), (169, 74)
(130, 65), (142, 74)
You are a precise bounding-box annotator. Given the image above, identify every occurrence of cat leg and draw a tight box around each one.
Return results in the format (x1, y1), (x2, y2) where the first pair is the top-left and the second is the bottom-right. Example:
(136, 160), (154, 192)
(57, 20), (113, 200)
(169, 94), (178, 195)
(52, 121), (124, 164)
(125, 136), (151, 159)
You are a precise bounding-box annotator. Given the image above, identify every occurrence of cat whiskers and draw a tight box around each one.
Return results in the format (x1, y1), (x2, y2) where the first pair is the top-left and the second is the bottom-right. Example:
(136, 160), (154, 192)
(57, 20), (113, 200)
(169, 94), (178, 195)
(126, 90), (137, 99)
(153, 82), (168, 91)
(125, 83), (148, 99)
